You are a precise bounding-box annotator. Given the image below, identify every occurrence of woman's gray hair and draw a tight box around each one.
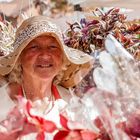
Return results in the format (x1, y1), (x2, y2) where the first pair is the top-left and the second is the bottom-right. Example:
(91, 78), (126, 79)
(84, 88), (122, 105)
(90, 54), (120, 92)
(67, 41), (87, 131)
(7, 61), (22, 84)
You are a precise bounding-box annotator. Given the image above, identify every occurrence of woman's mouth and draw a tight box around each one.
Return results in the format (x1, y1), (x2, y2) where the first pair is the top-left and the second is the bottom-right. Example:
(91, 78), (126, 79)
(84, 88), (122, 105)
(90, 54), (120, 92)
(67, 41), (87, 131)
(37, 64), (53, 68)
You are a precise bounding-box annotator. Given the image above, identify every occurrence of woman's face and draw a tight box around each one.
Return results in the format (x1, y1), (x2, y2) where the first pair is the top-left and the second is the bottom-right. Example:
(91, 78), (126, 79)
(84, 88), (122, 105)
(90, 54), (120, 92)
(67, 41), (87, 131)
(20, 35), (63, 80)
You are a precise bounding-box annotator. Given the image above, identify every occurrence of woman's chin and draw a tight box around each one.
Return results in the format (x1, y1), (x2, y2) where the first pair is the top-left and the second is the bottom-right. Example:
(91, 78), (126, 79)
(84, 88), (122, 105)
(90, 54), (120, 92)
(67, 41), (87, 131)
(36, 74), (53, 80)
(35, 72), (56, 80)
(33, 68), (58, 80)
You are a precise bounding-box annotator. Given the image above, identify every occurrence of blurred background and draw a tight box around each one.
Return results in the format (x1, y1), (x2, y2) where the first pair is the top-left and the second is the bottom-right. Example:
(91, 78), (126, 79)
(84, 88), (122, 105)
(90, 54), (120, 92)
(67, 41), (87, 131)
(0, 0), (139, 29)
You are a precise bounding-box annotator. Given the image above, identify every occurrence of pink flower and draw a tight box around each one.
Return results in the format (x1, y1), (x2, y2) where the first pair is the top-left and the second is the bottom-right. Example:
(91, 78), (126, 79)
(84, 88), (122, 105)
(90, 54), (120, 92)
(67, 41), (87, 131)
(25, 101), (57, 140)
(54, 114), (99, 140)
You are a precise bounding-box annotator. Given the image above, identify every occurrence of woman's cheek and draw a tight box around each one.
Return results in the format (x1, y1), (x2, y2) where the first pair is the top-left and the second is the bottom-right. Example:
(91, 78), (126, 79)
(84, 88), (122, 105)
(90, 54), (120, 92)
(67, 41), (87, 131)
(24, 51), (38, 59)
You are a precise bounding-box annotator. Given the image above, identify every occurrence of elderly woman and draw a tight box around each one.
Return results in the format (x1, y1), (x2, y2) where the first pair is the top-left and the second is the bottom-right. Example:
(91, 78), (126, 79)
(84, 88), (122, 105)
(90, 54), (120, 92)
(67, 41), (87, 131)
(0, 16), (93, 139)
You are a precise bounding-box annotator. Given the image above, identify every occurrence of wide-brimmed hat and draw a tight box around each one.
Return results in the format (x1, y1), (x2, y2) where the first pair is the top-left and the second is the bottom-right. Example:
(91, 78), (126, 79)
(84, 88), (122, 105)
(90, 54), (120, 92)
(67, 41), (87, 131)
(0, 16), (93, 88)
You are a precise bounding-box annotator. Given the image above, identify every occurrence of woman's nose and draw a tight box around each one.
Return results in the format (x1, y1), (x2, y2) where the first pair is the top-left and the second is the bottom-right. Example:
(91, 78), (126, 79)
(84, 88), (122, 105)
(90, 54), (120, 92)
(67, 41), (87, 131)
(39, 48), (52, 58)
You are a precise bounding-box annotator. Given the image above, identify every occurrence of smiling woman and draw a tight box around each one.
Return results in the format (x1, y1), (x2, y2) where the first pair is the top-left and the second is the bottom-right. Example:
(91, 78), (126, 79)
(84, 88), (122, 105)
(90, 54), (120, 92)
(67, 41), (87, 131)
(0, 16), (93, 139)
(20, 35), (64, 100)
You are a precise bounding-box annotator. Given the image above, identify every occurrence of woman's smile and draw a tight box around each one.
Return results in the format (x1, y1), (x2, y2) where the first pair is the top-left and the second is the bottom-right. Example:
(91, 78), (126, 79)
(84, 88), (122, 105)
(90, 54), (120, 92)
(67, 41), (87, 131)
(35, 59), (54, 68)
(36, 64), (53, 68)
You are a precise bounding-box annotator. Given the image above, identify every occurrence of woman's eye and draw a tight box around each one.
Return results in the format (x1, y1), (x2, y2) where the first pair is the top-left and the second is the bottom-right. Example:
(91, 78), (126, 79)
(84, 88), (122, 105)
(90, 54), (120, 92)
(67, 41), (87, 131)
(30, 45), (39, 49)
(50, 45), (58, 49)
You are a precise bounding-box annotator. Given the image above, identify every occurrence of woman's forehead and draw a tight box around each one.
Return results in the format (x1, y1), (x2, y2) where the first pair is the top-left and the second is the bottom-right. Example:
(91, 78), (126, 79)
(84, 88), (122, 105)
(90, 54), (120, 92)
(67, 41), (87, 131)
(31, 35), (58, 43)
(24, 35), (62, 51)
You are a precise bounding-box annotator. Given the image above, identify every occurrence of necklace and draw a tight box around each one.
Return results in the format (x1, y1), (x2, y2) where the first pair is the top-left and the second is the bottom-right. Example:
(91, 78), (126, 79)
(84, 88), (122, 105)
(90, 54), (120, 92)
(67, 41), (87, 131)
(21, 84), (55, 115)
(21, 84), (34, 100)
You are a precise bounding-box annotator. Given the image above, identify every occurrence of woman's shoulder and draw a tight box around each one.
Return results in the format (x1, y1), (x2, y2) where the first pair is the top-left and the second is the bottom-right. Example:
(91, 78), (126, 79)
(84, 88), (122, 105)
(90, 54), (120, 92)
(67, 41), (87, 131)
(56, 85), (72, 102)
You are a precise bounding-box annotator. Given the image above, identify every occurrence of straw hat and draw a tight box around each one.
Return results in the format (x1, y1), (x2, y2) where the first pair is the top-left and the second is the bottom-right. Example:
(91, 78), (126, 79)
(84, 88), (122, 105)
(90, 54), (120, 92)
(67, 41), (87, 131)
(0, 16), (93, 88)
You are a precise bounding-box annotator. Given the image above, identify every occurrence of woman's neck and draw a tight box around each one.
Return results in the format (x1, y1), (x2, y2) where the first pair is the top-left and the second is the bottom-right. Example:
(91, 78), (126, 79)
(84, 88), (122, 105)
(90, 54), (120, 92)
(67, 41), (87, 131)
(22, 76), (53, 101)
